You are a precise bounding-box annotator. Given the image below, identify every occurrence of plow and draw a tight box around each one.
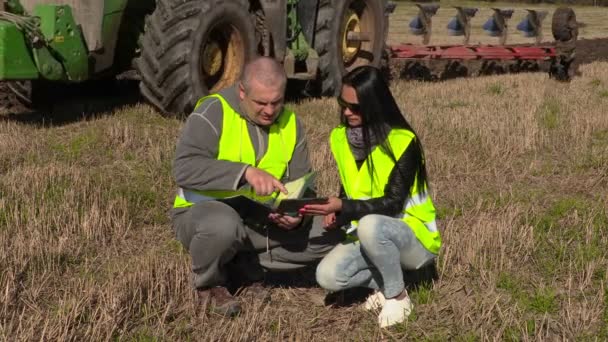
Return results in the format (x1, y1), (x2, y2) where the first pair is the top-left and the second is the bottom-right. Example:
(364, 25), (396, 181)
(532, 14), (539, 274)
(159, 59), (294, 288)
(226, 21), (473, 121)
(388, 4), (577, 82)
(390, 44), (565, 81)
(0, 1), (580, 116)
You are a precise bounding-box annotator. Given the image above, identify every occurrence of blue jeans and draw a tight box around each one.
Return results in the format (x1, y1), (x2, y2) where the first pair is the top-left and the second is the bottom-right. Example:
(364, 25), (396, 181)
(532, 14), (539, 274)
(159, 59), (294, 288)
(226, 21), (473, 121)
(316, 214), (436, 298)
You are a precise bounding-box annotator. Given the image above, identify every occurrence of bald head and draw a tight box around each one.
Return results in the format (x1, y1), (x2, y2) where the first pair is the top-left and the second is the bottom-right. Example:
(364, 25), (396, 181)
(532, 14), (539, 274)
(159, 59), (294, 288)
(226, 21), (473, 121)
(238, 57), (287, 126)
(240, 56), (287, 93)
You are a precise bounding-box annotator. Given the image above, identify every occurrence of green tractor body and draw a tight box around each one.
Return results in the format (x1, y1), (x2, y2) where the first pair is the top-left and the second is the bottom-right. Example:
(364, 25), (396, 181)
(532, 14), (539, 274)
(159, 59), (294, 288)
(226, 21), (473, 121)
(0, 0), (391, 115)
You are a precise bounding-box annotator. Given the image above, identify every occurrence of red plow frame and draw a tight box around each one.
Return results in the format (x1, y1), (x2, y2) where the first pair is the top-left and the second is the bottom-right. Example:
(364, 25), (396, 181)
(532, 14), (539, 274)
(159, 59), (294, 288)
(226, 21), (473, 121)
(387, 43), (571, 81)
(390, 44), (555, 60)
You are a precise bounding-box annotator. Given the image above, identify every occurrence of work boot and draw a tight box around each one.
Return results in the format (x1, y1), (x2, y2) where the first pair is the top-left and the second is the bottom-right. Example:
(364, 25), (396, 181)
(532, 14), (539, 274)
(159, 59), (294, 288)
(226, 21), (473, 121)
(227, 252), (270, 302)
(197, 286), (241, 317)
(237, 281), (271, 303)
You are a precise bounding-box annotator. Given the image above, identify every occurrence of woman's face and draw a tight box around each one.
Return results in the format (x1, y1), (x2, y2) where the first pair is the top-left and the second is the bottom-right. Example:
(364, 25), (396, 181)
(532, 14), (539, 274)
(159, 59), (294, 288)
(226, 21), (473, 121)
(339, 85), (363, 127)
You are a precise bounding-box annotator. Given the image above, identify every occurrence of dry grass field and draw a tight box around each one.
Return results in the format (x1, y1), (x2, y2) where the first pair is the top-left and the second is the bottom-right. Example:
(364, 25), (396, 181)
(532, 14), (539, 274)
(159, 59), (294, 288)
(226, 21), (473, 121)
(2, 62), (607, 340)
(1, 3), (608, 342)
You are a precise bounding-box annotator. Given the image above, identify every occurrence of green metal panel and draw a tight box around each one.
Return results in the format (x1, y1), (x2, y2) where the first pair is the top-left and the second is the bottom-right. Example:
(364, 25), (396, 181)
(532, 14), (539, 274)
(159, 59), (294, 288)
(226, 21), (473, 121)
(101, 12), (123, 52)
(33, 4), (89, 81)
(104, 0), (128, 14)
(287, 0), (310, 60)
(101, 0), (129, 54)
(32, 46), (65, 80)
(0, 21), (38, 79)
(6, 0), (25, 15)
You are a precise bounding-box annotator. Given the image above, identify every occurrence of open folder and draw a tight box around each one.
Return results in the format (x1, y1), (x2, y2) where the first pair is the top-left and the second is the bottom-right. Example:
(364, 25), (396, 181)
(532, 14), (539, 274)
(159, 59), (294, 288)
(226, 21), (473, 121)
(218, 172), (328, 223)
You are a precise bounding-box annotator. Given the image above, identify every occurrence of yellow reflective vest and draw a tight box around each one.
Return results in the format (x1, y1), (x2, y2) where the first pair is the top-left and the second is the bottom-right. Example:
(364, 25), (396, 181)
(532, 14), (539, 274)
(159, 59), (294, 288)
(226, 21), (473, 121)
(173, 94), (297, 208)
(329, 125), (441, 254)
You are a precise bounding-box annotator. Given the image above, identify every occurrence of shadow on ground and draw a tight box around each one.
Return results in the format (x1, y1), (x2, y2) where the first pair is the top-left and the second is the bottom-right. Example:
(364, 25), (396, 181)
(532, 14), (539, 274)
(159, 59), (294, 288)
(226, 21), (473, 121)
(259, 262), (439, 308)
(323, 262), (440, 307)
(1, 78), (320, 126)
(0, 79), (144, 127)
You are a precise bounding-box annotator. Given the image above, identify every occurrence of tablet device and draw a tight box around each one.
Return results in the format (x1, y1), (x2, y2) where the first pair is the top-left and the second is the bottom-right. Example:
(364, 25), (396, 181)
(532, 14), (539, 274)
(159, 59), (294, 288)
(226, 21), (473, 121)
(276, 198), (329, 214)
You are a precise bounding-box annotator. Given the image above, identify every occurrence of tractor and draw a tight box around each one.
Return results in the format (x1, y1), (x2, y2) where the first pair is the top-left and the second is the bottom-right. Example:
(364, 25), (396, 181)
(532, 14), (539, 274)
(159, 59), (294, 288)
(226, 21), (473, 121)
(0, 0), (391, 116)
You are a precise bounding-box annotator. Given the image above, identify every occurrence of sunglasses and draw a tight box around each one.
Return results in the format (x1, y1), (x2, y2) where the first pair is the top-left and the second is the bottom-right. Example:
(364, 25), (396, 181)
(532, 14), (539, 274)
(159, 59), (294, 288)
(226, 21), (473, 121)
(337, 97), (361, 112)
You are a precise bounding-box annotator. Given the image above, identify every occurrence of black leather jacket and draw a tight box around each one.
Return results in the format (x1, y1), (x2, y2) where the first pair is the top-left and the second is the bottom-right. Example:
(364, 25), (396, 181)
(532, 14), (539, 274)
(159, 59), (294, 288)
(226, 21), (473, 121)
(336, 141), (421, 227)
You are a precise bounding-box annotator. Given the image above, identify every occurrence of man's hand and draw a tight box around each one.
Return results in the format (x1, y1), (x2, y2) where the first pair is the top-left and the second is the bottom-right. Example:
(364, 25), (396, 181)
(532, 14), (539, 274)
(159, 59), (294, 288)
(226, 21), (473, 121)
(300, 197), (343, 216)
(244, 166), (288, 196)
(268, 213), (303, 230)
(323, 213), (338, 230)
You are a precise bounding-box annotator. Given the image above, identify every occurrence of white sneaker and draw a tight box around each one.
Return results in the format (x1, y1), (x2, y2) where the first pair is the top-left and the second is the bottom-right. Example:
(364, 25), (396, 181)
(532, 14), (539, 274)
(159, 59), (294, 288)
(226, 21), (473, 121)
(378, 294), (413, 328)
(362, 290), (386, 311)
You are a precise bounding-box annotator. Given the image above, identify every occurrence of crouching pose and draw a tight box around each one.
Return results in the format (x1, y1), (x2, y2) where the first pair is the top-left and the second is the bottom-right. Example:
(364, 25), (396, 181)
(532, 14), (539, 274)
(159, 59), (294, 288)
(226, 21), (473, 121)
(171, 57), (344, 317)
(301, 66), (442, 328)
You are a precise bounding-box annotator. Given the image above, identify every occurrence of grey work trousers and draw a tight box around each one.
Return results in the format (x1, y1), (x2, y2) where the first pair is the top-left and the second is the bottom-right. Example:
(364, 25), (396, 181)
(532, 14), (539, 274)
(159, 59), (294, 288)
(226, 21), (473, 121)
(171, 201), (345, 289)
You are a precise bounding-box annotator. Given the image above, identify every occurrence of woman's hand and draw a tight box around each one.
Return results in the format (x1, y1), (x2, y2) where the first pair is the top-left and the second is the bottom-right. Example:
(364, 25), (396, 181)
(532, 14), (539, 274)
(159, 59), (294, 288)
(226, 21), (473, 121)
(300, 197), (342, 216)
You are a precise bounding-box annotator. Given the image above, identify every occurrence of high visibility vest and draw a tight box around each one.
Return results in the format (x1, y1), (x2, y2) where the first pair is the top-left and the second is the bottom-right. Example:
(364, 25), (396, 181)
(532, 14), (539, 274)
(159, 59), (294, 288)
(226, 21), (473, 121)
(173, 94), (297, 208)
(329, 126), (441, 254)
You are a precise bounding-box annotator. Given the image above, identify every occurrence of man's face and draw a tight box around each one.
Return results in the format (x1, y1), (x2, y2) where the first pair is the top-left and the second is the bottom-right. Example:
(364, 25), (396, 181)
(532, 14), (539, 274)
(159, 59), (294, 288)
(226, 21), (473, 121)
(239, 79), (285, 126)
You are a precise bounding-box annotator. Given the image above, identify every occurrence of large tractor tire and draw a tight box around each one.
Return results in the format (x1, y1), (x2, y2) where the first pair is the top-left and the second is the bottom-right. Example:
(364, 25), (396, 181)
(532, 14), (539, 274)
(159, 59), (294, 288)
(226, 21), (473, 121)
(550, 8), (577, 82)
(136, 0), (256, 116)
(313, 0), (387, 96)
(0, 81), (33, 113)
(6, 81), (33, 107)
(552, 7), (577, 42)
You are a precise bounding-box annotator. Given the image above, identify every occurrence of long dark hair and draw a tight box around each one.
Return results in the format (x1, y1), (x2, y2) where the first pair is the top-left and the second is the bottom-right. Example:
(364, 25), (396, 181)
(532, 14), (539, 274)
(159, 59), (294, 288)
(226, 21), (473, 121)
(340, 65), (428, 194)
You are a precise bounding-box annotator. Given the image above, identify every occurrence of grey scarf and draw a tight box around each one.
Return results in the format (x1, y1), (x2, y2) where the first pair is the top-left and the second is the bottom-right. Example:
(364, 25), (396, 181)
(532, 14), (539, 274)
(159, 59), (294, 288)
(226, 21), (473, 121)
(346, 125), (390, 161)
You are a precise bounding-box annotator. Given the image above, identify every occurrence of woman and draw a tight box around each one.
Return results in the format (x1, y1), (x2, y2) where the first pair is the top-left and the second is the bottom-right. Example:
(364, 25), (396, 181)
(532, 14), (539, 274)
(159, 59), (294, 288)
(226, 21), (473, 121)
(300, 66), (441, 328)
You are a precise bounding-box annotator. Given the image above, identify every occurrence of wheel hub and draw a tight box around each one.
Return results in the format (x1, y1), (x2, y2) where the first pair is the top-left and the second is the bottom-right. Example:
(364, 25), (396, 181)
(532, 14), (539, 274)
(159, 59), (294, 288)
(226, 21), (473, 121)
(199, 22), (245, 93)
(202, 40), (223, 77)
(342, 10), (361, 64)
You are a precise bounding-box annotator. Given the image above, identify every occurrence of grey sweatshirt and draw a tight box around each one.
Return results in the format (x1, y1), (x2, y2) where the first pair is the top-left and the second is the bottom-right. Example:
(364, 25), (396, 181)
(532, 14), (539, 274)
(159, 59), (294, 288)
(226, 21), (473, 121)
(172, 86), (312, 205)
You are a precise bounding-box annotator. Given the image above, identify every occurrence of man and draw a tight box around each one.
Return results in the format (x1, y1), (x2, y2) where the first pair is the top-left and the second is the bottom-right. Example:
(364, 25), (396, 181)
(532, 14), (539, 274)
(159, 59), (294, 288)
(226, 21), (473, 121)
(170, 57), (344, 316)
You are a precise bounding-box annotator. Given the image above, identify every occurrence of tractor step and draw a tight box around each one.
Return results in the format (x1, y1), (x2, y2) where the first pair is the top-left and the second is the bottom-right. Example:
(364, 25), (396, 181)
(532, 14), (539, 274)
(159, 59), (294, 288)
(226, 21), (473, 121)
(284, 48), (319, 81)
